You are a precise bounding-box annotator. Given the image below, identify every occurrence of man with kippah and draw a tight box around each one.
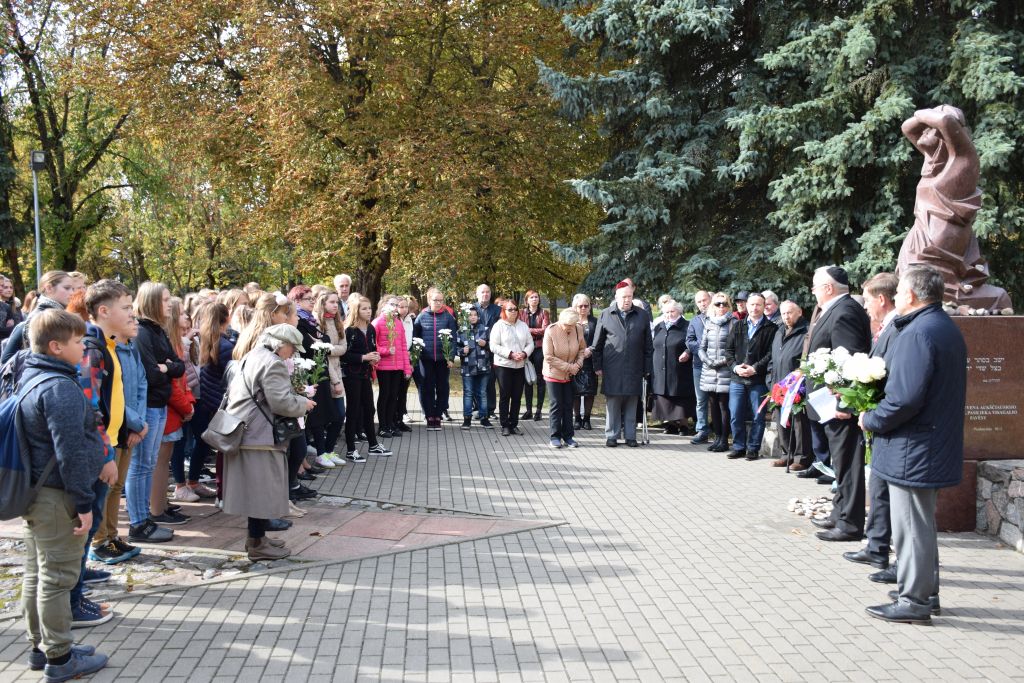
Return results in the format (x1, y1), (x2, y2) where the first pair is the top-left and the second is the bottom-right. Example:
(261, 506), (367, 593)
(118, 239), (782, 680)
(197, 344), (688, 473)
(803, 266), (872, 542)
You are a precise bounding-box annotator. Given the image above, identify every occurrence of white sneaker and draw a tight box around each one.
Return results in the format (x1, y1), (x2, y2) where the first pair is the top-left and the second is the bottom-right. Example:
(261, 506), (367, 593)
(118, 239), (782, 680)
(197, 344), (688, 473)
(172, 486), (200, 503)
(315, 455), (336, 468)
(325, 452), (346, 465)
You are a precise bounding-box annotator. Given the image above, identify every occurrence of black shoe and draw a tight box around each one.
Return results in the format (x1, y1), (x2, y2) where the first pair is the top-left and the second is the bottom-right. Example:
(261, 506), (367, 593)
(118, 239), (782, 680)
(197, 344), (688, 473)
(869, 566), (898, 584)
(442, 411), (453, 422)
(727, 449), (746, 459)
(533, 411), (542, 421)
(511, 426), (522, 435)
(625, 439), (638, 448)
(127, 519), (174, 543)
(745, 450), (759, 461)
(397, 422), (412, 432)
(811, 518), (835, 530)
(165, 503), (181, 513)
(665, 425), (680, 435)
(357, 432), (367, 442)
(606, 439), (618, 448)
(816, 475), (836, 485)
(844, 549), (889, 569)
(690, 431), (710, 445)
(378, 428), (394, 439)
(887, 591), (941, 615)
(150, 510), (190, 525)
(865, 601), (932, 625)
(297, 471), (316, 481)
(582, 418), (592, 431)
(574, 418), (583, 430)
(709, 442), (728, 453)
(389, 425), (403, 437)
(461, 418), (472, 430)
(290, 486), (317, 501)
(501, 428), (511, 437)
(266, 518), (292, 531)
(480, 418), (494, 429)
(308, 464), (327, 474)
(796, 467), (820, 479)
(816, 529), (863, 542)
(521, 410), (532, 420)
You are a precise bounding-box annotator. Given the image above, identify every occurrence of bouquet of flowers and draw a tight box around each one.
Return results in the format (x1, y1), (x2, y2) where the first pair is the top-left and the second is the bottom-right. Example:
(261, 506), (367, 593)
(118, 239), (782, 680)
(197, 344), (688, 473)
(409, 337), (425, 367)
(382, 301), (398, 353)
(759, 370), (806, 426)
(801, 346), (851, 388)
(291, 358), (318, 396)
(458, 302), (474, 337)
(438, 328), (454, 361)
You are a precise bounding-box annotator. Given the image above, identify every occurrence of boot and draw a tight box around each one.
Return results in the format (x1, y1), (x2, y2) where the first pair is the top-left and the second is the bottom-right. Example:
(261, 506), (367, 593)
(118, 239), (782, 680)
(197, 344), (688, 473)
(246, 537), (291, 561)
(461, 416), (472, 430)
(573, 417), (583, 430)
(582, 416), (592, 431)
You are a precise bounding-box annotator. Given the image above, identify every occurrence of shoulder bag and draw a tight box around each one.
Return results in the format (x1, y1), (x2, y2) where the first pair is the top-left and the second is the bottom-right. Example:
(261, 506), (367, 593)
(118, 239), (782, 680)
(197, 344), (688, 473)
(201, 360), (248, 453)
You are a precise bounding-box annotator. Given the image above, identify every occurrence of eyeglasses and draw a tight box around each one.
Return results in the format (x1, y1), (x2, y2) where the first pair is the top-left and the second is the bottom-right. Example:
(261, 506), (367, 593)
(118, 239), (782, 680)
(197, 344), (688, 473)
(712, 302), (728, 307)
(300, 296), (313, 302)
(577, 304), (590, 308)
(506, 308), (518, 313)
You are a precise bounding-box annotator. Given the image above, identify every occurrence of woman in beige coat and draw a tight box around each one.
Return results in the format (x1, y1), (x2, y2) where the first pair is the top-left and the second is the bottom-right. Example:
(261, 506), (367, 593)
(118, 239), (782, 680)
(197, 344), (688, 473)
(222, 324), (314, 560)
(542, 309), (587, 448)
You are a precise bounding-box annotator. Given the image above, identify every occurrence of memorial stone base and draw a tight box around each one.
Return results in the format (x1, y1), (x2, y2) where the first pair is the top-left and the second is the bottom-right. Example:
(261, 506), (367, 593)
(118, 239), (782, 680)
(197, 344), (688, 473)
(976, 460), (1024, 552)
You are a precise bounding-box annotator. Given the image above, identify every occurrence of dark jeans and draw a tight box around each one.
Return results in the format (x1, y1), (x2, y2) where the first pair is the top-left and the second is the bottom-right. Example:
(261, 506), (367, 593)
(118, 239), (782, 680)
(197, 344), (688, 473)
(171, 415), (207, 484)
(494, 366), (525, 428)
(708, 391), (730, 443)
(288, 434), (307, 489)
(248, 517), (266, 539)
(344, 375), (379, 451)
(523, 348), (545, 412)
(395, 377), (410, 424)
(70, 480), (107, 608)
(728, 381), (768, 451)
(547, 381), (575, 442)
(376, 370), (404, 430)
(419, 358), (450, 419)
(462, 373), (488, 419)
(486, 373), (497, 417)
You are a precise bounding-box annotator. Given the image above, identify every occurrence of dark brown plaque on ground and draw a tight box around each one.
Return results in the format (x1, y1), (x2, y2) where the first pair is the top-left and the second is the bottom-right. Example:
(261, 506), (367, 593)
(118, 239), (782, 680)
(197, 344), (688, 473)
(956, 316), (1024, 460)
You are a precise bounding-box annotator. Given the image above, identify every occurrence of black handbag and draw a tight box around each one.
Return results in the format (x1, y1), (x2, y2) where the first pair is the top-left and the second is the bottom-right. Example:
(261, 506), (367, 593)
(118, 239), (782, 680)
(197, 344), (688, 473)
(244, 365), (304, 445)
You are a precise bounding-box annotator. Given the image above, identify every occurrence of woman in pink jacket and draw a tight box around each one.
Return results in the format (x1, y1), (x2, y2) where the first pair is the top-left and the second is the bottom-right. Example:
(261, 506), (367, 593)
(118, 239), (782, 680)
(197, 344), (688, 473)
(372, 295), (413, 438)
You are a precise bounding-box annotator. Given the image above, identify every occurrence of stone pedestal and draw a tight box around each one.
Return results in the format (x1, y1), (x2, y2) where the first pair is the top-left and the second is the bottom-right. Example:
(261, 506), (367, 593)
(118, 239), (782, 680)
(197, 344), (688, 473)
(975, 460), (1024, 552)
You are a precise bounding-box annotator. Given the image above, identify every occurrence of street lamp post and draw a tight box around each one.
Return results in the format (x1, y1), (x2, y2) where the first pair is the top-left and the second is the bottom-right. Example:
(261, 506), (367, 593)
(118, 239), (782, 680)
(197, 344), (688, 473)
(30, 150), (46, 288)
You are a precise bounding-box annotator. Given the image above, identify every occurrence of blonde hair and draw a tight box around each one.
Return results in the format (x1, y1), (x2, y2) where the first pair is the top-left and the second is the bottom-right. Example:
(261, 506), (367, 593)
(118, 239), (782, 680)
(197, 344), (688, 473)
(233, 291), (295, 360)
(314, 290), (344, 336)
(217, 288), (247, 312)
(375, 294), (399, 320)
(39, 270), (70, 296)
(134, 282), (169, 324)
(558, 308), (580, 325)
(344, 295), (372, 329)
(163, 296), (186, 357)
(29, 309), (86, 354)
(197, 302), (230, 366)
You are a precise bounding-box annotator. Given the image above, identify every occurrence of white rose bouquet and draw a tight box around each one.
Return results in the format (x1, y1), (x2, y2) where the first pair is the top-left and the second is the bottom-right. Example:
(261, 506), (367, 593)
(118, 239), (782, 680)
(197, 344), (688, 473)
(835, 352), (887, 463)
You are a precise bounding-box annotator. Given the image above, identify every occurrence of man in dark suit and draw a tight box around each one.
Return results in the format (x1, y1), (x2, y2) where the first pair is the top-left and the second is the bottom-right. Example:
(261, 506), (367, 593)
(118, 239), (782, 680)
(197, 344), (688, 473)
(803, 265), (872, 542)
(862, 266), (966, 624)
(843, 273), (900, 572)
(473, 284), (502, 418)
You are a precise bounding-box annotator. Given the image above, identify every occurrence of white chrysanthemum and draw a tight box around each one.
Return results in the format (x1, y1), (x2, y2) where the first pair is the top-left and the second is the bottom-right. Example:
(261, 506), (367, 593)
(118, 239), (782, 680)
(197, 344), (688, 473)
(412, 337), (425, 348)
(294, 358), (315, 371)
(832, 346), (851, 367)
(437, 329), (453, 337)
(310, 341), (333, 352)
(460, 302), (474, 311)
(823, 370), (841, 386)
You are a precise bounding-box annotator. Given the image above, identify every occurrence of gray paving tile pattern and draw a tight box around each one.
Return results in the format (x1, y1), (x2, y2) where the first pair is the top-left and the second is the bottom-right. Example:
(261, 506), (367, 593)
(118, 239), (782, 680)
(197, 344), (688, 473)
(2, 411), (1023, 681)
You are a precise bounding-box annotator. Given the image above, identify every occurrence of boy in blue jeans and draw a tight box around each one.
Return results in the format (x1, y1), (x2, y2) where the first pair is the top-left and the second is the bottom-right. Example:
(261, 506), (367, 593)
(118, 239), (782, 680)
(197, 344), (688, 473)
(19, 309), (110, 680)
(459, 308), (493, 429)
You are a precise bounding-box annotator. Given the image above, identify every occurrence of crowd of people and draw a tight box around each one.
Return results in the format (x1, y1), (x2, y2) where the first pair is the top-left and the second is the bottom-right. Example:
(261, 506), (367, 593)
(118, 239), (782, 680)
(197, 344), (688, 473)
(0, 260), (966, 678)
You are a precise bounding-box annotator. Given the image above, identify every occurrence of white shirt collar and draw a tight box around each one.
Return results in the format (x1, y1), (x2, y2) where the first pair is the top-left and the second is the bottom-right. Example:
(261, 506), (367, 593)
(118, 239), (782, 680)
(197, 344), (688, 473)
(819, 293), (848, 313)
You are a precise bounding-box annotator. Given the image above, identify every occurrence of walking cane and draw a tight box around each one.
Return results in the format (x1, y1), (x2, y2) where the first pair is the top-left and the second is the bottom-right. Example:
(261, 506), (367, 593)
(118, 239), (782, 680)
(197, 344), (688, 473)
(641, 377), (650, 445)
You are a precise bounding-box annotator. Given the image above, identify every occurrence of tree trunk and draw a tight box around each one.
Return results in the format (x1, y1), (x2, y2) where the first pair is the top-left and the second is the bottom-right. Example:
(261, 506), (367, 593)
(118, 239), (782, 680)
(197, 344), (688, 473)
(3, 246), (25, 298)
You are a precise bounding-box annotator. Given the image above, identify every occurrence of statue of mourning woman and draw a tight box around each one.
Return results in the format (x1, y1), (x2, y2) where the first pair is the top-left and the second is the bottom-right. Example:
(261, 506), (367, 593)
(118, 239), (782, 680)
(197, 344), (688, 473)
(897, 105), (1012, 312)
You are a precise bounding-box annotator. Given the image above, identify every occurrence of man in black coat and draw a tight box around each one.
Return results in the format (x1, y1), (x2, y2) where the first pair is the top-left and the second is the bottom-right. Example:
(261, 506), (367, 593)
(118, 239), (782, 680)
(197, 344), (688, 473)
(473, 283), (502, 419)
(593, 283), (654, 447)
(843, 273), (900, 574)
(804, 266), (872, 542)
(768, 301), (812, 470)
(862, 266), (966, 624)
(724, 293), (777, 460)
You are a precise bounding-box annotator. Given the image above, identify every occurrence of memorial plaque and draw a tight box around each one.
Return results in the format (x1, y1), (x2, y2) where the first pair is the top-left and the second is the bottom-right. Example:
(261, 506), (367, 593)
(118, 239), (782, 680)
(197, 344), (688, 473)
(956, 316), (1024, 460)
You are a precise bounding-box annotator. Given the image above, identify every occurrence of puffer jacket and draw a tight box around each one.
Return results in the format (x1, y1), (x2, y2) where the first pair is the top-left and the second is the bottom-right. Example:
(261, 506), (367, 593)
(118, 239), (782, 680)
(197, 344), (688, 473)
(373, 314), (412, 375)
(413, 309), (458, 362)
(198, 334), (235, 414)
(699, 313), (735, 393)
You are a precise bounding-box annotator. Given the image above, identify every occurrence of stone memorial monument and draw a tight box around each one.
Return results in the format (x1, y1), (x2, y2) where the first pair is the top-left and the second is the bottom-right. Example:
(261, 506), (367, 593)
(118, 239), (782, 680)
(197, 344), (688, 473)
(896, 105), (1019, 531)
(897, 105), (1012, 313)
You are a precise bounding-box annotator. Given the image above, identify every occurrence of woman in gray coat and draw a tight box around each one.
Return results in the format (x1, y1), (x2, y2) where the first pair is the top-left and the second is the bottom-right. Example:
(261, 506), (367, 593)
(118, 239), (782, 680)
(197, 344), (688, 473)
(222, 324), (314, 560)
(699, 293), (735, 452)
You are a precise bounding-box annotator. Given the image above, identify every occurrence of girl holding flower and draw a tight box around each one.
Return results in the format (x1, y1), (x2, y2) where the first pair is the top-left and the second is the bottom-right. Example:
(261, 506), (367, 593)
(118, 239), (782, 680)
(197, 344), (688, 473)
(290, 286), (339, 469)
(373, 295), (413, 438)
(314, 291), (347, 464)
(342, 295), (390, 460)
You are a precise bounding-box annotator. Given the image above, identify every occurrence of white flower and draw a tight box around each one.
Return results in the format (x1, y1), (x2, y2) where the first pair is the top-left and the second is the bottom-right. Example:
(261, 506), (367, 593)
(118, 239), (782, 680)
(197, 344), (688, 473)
(293, 358), (315, 371)
(310, 341), (333, 352)
(840, 353), (868, 382)
(460, 302), (474, 312)
(823, 370), (841, 386)
(438, 329), (453, 338)
(812, 357), (831, 375)
(866, 356), (887, 382)
(832, 346), (851, 367)
(412, 337), (425, 348)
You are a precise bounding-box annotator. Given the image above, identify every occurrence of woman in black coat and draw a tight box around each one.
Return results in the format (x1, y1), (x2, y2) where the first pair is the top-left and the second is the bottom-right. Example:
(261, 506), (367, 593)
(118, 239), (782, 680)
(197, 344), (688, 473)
(651, 300), (695, 434)
(289, 286), (337, 459)
(571, 294), (599, 430)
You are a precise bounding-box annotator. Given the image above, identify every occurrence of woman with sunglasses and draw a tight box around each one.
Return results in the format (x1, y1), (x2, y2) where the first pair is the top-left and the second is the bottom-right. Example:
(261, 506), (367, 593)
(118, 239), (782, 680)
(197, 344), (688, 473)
(699, 292), (736, 452)
(571, 294), (598, 430)
(489, 301), (534, 436)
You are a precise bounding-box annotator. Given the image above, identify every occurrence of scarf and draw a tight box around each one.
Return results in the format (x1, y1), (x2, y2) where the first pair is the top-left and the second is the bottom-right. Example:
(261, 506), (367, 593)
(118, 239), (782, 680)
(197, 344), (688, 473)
(297, 307), (317, 326)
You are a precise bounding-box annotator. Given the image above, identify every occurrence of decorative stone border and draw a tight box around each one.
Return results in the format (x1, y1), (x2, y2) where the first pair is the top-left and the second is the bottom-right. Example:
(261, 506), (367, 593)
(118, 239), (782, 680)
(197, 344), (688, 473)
(976, 460), (1024, 552)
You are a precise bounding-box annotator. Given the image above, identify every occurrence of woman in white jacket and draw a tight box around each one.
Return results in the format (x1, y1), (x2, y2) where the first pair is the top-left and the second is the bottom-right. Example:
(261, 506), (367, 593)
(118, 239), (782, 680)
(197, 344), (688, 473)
(489, 302), (534, 436)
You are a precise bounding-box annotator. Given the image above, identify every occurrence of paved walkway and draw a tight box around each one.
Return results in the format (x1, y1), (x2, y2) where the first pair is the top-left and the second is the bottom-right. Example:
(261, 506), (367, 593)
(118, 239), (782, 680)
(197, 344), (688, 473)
(3, 415), (1024, 681)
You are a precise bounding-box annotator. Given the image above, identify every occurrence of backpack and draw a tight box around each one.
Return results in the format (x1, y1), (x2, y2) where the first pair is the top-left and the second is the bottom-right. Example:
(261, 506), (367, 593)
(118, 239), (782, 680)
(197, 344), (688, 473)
(0, 372), (68, 520)
(0, 348), (32, 401)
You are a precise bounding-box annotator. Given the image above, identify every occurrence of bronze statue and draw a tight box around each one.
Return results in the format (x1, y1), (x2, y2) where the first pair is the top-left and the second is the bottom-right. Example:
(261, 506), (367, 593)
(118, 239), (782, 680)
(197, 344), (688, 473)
(897, 105), (1012, 311)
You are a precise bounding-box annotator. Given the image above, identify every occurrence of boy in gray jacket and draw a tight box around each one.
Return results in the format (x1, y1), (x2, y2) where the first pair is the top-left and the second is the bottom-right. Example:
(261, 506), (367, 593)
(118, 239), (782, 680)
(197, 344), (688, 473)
(18, 309), (109, 680)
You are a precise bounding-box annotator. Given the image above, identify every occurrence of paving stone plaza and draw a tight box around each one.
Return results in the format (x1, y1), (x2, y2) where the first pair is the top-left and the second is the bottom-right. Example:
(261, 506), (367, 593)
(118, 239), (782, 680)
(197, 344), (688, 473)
(3, 415), (1024, 681)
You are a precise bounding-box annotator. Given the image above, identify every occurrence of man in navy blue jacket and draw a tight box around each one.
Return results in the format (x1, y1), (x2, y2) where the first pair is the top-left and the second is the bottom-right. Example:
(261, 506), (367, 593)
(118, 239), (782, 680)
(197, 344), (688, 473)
(474, 284), (501, 419)
(861, 266), (966, 624)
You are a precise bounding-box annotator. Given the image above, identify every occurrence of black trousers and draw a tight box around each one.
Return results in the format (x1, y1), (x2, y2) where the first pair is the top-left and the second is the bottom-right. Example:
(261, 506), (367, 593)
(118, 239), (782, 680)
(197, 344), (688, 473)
(376, 369), (404, 430)
(708, 392), (730, 442)
(395, 376), (411, 424)
(486, 373), (497, 417)
(494, 366), (525, 429)
(248, 517), (266, 539)
(287, 434), (307, 488)
(778, 412), (813, 467)
(344, 375), (378, 451)
(547, 381), (575, 441)
(866, 470), (892, 559)
(523, 349), (545, 412)
(825, 419), (866, 535)
(573, 394), (595, 420)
